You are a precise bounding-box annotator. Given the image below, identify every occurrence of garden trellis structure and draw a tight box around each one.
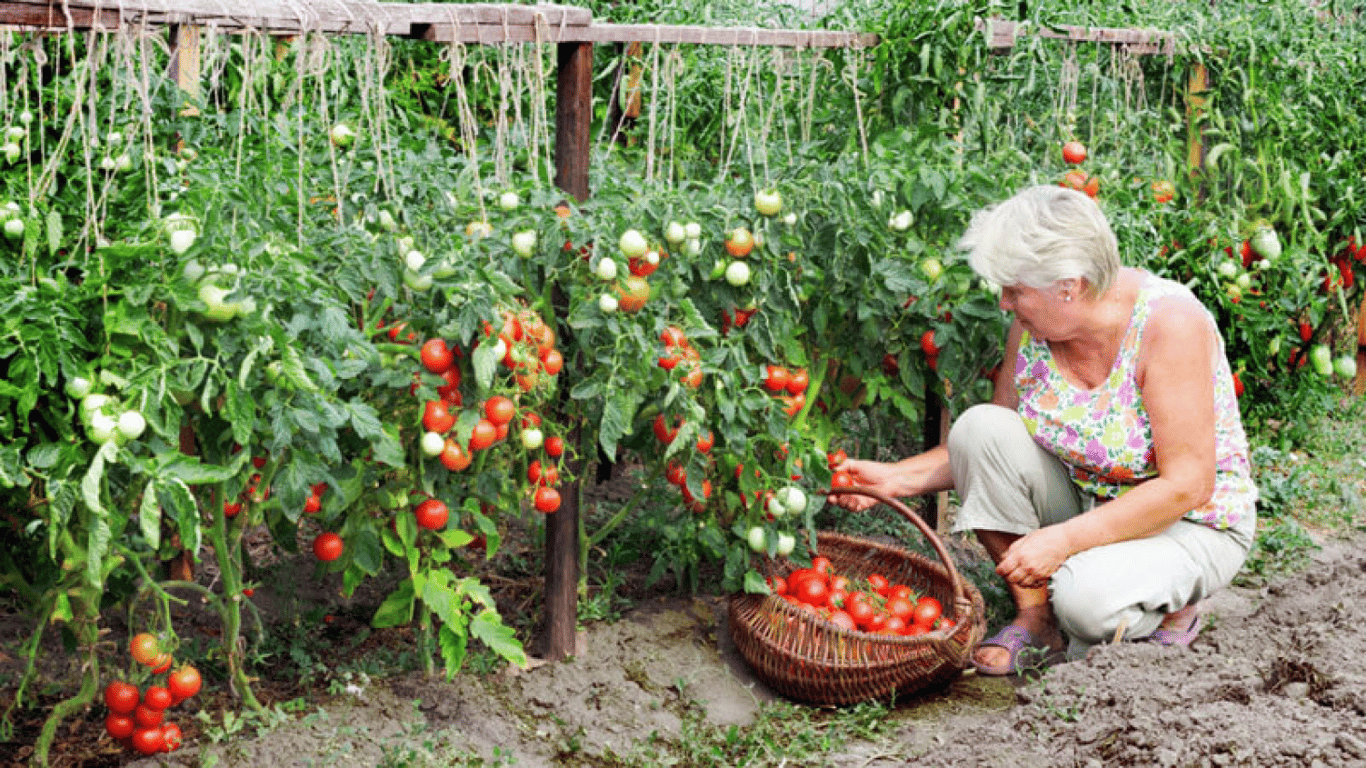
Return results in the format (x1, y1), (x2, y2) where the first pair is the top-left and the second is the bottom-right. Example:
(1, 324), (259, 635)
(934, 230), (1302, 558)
(11, 1), (1313, 671)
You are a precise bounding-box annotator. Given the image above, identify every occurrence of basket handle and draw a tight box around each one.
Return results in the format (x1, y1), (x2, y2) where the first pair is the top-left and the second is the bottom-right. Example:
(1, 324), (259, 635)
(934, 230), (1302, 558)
(826, 485), (973, 619)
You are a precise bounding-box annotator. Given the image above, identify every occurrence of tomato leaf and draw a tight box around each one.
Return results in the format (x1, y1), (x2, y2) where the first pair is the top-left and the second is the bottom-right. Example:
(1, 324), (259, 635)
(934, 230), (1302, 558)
(599, 388), (642, 458)
(371, 578), (415, 629)
(138, 480), (160, 550)
(468, 609), (526, 669)
(742, 570), (770, 595)
(350, 528), (384, 577)
(438, 623), (469, 678)
(0, 445), (24, 488)
(471, 341), (498, 391)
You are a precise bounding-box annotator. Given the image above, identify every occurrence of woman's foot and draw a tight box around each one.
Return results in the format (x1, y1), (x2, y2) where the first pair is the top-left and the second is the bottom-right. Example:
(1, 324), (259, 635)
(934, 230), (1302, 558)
(1146, 603), (1203, 646)
(972, 608), (1066, 674)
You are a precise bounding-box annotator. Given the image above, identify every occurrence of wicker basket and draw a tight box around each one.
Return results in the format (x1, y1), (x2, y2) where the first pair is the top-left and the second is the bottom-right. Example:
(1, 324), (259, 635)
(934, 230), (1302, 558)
(728, 486), (987, 706)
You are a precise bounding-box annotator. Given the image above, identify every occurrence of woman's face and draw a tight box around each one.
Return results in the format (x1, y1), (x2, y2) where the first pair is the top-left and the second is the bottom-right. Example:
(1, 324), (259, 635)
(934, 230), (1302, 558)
(999, 282), (1071, 339)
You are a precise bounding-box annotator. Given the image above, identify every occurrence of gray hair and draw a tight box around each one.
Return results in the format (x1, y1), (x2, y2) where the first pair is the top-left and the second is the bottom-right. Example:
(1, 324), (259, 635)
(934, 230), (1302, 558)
(957, 185), (1120, 298)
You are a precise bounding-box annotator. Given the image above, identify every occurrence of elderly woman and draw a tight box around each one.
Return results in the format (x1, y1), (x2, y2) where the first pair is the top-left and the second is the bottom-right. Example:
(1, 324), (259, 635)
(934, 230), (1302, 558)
(835, 185), (1257, 674)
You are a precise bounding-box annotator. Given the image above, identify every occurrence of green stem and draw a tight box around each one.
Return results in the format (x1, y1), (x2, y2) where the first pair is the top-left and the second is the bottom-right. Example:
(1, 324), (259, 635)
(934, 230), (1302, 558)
(207, 496), (262, 712)
(33, 586), (101, 767)
(418, 603), (435, 676)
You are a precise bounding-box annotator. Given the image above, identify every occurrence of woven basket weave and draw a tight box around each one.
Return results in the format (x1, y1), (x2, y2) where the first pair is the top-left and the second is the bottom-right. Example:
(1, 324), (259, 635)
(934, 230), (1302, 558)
(728, 486), (987, 706)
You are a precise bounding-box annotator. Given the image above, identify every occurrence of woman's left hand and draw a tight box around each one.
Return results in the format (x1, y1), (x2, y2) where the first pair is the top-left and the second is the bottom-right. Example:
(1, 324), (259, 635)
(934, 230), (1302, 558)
(995, 525), (1075, 589)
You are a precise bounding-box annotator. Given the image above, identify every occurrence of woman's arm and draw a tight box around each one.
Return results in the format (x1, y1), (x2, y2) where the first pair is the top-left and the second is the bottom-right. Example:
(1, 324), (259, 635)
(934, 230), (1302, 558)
(995, 297), (1219, 587)
(832, 319), (1023, 510)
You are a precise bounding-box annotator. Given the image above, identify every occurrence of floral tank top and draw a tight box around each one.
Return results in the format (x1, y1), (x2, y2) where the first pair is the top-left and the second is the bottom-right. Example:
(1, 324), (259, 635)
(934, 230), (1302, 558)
(1015, 272), (1257, 530)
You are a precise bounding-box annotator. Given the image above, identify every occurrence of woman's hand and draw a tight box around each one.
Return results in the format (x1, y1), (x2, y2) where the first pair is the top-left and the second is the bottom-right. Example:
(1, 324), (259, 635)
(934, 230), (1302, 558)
(826, 458), (904, 512)
(994, 525), (1075, 589)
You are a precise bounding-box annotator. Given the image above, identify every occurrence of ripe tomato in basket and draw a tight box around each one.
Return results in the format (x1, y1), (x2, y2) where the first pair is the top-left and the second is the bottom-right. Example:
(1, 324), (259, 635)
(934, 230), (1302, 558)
(866, 573), (890, 597)
(768, 575), (788, 596)
(828, 610), (856, 631)
(792, 576), (830, 607)
(885, 596), (915, 623)
(846, 597), (875, 629)
(913, 596), (943, 628)
(810, 556), (833, 575)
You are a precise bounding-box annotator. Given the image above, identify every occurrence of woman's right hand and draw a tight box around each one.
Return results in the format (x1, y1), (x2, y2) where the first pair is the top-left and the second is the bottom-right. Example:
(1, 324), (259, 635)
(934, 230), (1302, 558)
(827, 458), (905, 512)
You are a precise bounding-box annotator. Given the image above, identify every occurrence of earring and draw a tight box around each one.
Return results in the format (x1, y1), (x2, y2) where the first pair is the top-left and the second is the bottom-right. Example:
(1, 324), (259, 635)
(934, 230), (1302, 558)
(1063, 294), (1073, 302)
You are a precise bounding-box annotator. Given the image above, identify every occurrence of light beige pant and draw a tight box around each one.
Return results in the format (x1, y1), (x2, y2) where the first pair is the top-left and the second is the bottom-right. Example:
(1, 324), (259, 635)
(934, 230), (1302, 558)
(946, 404), (1255, 657)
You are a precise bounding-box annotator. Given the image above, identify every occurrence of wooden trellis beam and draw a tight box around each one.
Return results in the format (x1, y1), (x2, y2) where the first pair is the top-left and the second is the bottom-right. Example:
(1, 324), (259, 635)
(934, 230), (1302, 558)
(976, 17), (1177, 56)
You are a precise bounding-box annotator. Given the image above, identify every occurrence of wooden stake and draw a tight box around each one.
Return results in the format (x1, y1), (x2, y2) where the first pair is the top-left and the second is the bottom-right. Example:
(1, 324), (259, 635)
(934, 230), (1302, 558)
(168, 24), (201, 117)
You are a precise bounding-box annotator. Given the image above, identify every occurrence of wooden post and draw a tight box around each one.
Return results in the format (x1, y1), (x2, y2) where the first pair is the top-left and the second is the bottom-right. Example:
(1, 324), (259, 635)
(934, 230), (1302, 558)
(554, 41), (592, 203)
(541, 40), (593, 662)
(1186, 63), (1208, 175)
(167, 24), (201, 116)
(1355, 296), (1366, 397)
(921, 392), (943, 531)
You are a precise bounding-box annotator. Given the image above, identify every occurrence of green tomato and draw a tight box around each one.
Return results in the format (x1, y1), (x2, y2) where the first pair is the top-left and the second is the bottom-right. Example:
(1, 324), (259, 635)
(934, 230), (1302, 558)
(65, 376), (92, 399)
(198, 283), (238, 322)
(116, 411), (146, 441)
(746, 526), (767, 553)
(775, 532), (796, 557)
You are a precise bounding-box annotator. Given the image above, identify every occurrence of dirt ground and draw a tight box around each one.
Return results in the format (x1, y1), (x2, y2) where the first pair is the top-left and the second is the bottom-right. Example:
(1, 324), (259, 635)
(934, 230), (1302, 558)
(97, 525), (1366, 768)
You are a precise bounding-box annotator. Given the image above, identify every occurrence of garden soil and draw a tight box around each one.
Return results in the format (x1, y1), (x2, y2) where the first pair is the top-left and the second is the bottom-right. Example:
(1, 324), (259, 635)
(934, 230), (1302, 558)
(113, 527), (1366, 768)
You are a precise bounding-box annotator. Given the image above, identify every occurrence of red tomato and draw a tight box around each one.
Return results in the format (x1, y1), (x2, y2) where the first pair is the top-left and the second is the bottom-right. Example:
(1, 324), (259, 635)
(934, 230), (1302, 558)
(881, 616), (907, 635)
(150, 653), (173, 674)
(105, 713), (135, 739)
(143, 686), (173, 711)
(828, 610), (857, 631)
(762, 365), (790, 392)
(223, 500), (242, 518)
(846, 598), (875, 629)
(866, 573), (890, 596)
(888, 583), (914, 601)
(920, 329), (939, 357)
(105, 681), (140, 714)
(769, 575), (788, 595)
(660, 326), (687, 347)
(540, 348), (564, 376)
(785, 369), (809, 395)
(793, 576), (830, 607)
(696, 431), (714, 453)
(167, 666), (202, 703)
(303, 493), (322, 514)
(665, 461), (687, 486)
(420, 339), (453, 374)
(437, 367), (462, 403)
(440, 439), (472, 471)
(485, 396), (515, 425)
(311, 482), (329, 497)
(1061, 140), (1087, 164)
(133, 703), (163, 728)
(421, 400), (455, 434)
(129, 633), (161, 667)
(414, 499), (449, 531)
(469, 419), (498, 451)
(810, 556), (833, 575)
(652, 414), (679, 444)
(162, 722), (183, 752)
(830, 470), (854, 488)
(533, 486), (561, 513)
(912, 596), (943, 628)
(313, 532), (344, 562)
(826, 449), (847, 469)
(131, 726), (165, 755)
(884, 596), (914, 622)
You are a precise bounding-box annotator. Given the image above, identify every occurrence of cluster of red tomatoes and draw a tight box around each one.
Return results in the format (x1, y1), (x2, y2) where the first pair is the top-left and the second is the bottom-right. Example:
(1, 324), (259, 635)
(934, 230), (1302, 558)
(655, 325), (704, 389)
(770, 556), (951, 637)
(652, 412), (716, 513)
(104, 634), (202, 755)
(761, 364), (810, 417)
(411, 308), (567, 514)
(221, 452), (273, 519)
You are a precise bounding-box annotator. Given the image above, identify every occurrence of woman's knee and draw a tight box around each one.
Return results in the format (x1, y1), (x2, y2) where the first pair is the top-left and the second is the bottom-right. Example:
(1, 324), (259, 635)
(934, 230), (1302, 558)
(947, 404), (1026, 457)
(1050, 567), (1127, 645)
